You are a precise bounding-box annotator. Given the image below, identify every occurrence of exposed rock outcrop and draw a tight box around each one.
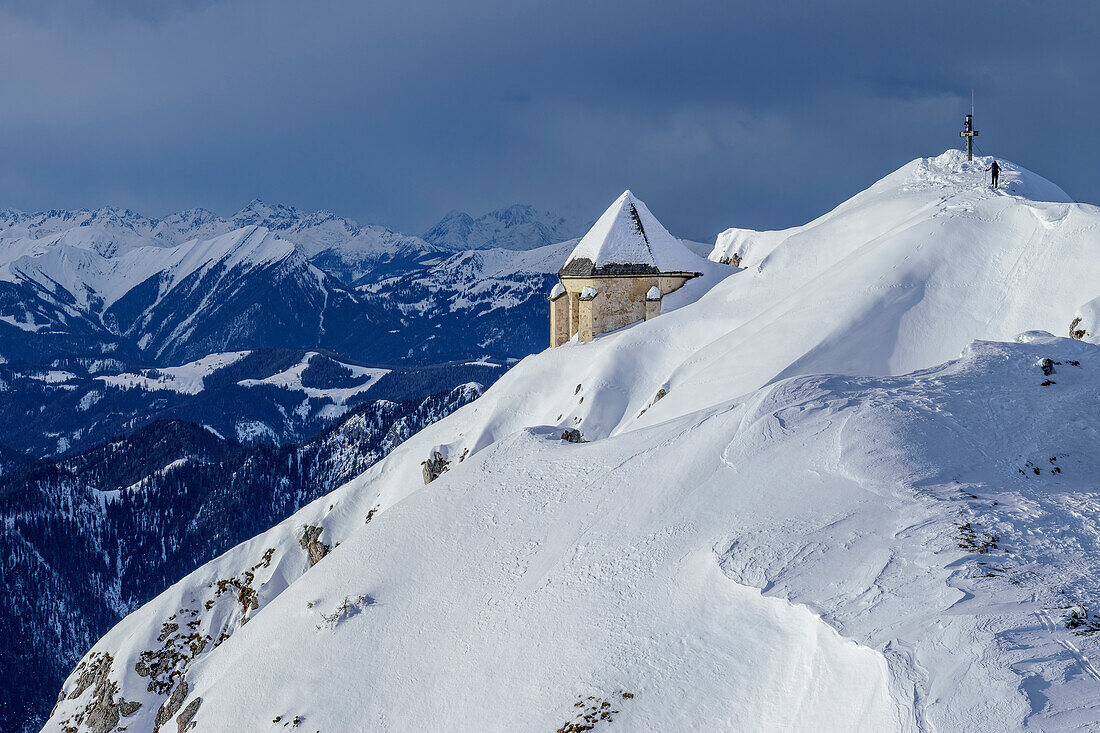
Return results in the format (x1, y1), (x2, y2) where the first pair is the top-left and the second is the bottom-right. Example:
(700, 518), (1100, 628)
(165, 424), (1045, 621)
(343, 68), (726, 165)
(177, 697), (202, 732)
(422, 450), (450, 484)
(67, 652), (112, 701)
(52, 652), (143, 733)
(560, 429), (584, 443)
(155, 679), (189, 732)
(1070, 316), (1088, 340)
(299, 525), (330, 566)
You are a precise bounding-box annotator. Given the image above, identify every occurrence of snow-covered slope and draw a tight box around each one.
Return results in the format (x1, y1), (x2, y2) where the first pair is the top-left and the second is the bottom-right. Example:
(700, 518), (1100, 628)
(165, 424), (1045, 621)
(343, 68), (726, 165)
(692, 152), (1095, 402)
(45, 152), (1100, 732)
(95, 351), (251, 395)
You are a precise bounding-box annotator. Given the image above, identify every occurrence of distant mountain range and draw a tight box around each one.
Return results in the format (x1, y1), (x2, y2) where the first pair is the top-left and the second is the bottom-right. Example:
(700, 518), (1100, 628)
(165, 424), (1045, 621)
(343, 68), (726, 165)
(0, 198), (584, 282)
(359, 240), (574, 364)
(421, 204), (584, 251)
(0, 200), (586, 370)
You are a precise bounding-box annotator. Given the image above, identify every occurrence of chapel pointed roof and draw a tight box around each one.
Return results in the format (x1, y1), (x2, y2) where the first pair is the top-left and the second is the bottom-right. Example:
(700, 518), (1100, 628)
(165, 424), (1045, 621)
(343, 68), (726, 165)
(559, 191), (701, 277)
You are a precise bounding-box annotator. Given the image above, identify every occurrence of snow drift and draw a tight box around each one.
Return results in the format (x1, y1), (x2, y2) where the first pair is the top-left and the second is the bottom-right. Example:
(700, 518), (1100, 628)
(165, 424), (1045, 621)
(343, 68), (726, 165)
(45, 151), (1100, 732)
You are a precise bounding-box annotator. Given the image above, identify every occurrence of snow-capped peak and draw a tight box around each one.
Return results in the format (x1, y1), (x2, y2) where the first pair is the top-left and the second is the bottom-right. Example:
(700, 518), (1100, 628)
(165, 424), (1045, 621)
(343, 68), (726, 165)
(230, 199), (311, 230)
(713, 150), (1077, 273)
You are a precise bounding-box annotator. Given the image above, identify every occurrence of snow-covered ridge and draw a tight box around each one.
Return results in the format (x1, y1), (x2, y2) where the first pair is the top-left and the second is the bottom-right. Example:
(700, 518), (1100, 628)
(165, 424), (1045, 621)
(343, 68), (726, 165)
(0, 225), (305, 310)
(46, 152), (1100, 731)
(0, 201), (439, 330)
(711, 151), (1073, 270)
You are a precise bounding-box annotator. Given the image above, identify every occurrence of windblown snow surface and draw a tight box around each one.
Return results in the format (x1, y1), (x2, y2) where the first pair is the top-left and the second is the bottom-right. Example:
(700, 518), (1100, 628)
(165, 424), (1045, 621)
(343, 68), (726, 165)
(47, 151), (1100, 732)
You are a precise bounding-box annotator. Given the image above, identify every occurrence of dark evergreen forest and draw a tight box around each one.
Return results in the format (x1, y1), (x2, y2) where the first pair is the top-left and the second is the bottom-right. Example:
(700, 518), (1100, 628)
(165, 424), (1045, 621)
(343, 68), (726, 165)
(0, 384), (480, 732)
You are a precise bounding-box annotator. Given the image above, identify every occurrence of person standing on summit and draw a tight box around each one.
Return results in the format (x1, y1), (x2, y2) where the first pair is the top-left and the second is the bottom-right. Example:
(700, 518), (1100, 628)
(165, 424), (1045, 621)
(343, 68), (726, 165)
(986, 160), (1000, 190)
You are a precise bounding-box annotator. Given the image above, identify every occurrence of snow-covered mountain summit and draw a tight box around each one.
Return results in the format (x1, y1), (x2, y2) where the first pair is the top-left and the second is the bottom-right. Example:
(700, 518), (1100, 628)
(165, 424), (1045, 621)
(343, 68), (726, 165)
(45, 152), (1100, 732)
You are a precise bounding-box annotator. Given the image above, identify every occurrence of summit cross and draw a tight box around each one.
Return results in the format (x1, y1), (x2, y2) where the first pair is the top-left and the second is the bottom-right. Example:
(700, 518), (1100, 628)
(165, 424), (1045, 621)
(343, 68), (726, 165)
(960, 113), (979, 162)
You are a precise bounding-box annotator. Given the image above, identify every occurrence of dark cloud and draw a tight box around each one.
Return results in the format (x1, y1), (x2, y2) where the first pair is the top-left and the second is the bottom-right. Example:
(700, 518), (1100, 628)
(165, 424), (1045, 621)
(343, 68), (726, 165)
(0, 0), (1097, 241)
(0, 0), (228, 23)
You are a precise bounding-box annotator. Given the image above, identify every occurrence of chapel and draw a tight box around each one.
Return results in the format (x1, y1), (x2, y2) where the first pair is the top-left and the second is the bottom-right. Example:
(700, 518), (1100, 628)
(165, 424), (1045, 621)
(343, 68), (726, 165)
(549, 190), (701, 347)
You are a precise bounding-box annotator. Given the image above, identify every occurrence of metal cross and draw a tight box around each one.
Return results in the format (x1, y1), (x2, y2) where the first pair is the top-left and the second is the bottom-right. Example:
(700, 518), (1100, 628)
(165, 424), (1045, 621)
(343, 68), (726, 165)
(960, 113), (979, 162)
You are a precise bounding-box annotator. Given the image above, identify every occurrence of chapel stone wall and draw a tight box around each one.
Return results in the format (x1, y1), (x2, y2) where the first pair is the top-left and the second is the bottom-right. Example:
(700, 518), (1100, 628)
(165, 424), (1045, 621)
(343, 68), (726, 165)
(549, 273), (693, 346)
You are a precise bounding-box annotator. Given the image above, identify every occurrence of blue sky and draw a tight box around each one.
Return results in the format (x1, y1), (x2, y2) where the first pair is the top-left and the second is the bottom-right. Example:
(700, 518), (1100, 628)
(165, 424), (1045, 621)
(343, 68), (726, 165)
(0, 0), (1096, 241)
